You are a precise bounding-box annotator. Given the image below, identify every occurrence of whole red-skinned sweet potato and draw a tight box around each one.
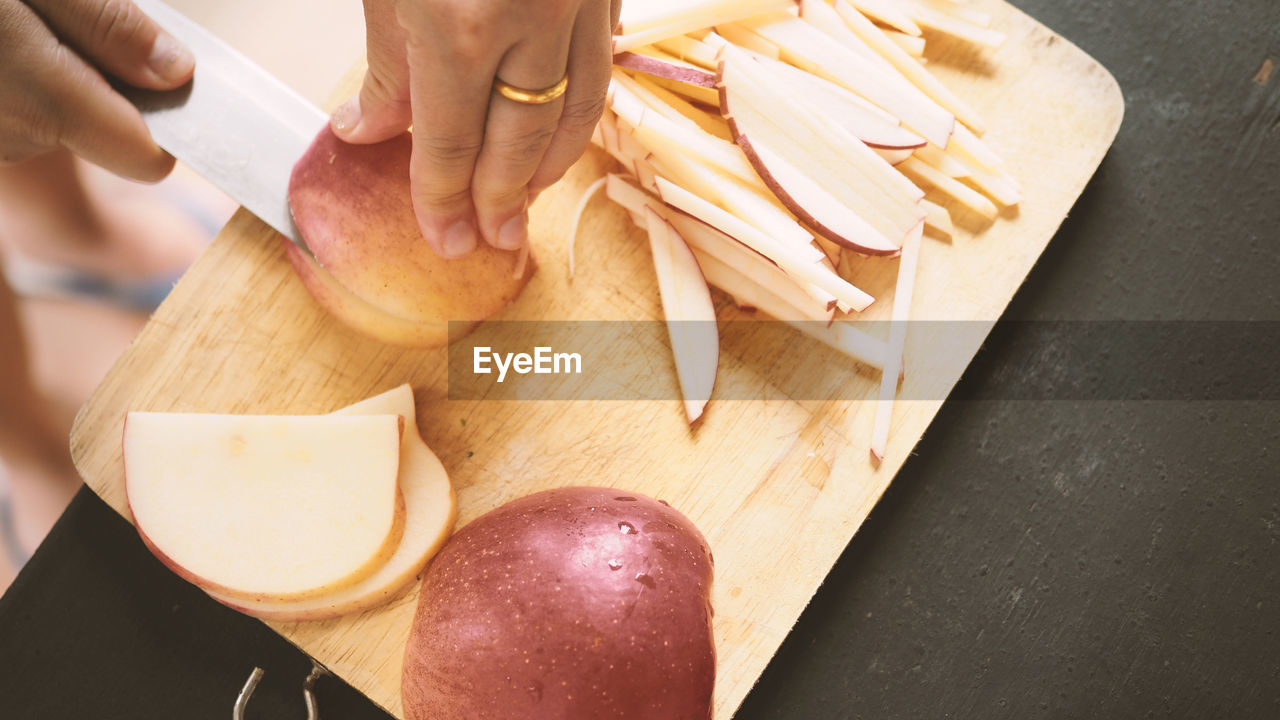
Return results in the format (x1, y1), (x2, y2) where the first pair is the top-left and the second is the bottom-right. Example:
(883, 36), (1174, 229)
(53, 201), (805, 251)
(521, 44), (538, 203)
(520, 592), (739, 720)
(402, 487), (715, 720)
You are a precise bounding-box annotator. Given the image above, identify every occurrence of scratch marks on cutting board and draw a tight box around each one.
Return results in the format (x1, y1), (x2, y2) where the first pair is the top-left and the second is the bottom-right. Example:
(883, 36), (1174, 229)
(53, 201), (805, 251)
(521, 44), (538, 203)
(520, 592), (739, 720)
(1231, 57), (1279, 170)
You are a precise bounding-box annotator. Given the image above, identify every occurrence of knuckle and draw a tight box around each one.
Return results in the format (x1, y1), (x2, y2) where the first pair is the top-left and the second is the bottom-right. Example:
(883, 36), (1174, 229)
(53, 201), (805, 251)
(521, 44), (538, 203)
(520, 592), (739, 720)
(471, 179), (525, 210)
(46, 41), (83, 79)
(22, 100), (56, 146)
(552, 0), (580, 23)
(35, 45), (118, 149)
(415, 132), (485, 167)
(0, 99), (57, 162)
(361, 70), (411, 114)
(409, 135), (481, 209)
(559, 91), (608, 134)
(0, 1), (34, 40)
(23, 53), (77, 145)
(412, 181), (472, 213)
(402, 0), (495, 60)
(0, 10), (82, 160)
(448, 16), (492, 61)
(44, 43), (95, 105)
(525, 0), (575, 25)
(491, 124), (557, 163)
(0, 102), (55, 163)
(90, 0), (147, 50)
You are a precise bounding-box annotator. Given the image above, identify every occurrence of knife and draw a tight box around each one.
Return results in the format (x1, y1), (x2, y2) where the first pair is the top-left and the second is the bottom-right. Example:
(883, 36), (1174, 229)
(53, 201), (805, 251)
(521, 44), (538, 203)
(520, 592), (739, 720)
(120, 0), (328, 252)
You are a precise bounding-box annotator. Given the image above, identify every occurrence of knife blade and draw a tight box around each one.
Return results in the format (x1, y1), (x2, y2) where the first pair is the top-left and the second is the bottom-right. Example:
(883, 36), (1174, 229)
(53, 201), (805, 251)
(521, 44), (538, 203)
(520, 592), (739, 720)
(120, 0), (328, 251)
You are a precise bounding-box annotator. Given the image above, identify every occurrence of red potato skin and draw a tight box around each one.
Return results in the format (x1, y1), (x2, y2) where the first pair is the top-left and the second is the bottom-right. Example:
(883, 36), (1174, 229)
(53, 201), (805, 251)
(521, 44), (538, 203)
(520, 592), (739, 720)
(736, 127), (906, 258)
(287, 128), (532, 346)
(613, 52), (718, 88)
(129, 480), (409, 605)
(402, 487), (715, 720)
(281, 237), (472, 347)
(716, 81), (904, 258)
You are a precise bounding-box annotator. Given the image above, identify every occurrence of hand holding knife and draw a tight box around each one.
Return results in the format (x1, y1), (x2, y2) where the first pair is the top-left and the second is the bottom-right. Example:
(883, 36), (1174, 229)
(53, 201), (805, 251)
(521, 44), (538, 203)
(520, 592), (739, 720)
(1, 0), (617, 260)
(121, 0), (327, 252)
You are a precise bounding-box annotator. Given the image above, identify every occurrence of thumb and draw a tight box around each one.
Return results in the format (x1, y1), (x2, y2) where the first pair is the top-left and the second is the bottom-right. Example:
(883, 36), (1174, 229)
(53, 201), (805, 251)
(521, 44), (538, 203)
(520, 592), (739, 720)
(332, 0), (413, 144)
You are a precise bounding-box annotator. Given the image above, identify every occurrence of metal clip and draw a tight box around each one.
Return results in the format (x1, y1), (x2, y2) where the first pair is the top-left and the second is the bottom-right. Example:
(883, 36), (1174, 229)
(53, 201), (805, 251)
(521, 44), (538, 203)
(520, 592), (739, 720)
(233, 662), (328, 719)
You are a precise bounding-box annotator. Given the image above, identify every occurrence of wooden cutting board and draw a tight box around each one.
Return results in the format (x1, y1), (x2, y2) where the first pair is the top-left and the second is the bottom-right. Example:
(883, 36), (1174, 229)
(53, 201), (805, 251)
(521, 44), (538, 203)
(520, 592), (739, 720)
(70, 2), (1122, 717)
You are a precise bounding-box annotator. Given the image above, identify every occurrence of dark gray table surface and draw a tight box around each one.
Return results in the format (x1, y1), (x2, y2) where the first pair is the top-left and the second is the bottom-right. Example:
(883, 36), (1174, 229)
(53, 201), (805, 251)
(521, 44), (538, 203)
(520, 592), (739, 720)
(3, 1), (1278, 717)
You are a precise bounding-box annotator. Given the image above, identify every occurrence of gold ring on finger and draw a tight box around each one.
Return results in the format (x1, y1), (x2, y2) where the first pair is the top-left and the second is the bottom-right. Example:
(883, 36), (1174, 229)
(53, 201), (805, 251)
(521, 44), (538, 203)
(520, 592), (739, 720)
(493, 73), (569, 105)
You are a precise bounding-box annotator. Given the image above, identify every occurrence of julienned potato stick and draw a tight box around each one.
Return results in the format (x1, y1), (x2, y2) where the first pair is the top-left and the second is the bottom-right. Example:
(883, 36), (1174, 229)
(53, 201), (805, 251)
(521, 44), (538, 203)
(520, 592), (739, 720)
(644, 72), (722, 106)
(654, 173), (872, 312)
(916, 0), (993, 29)
(870, 221), (923, 462)
(743, 13), (957, 148)
(899, 157), (999, 219)
(617, 0), (795, 36)
(644, 208), (720, 424)
(844, 0), (923, 35)
(609, 79), (760, 188)
(653, 34), (720, 69)
(914, 142), (972, 177)
(583, 0), (1016, 454)
(613, 0), (797, 52)
(606, 173), (838, 323)
(607, 175), (892, 370)
(614, 48), (717, 87)
(611, 72), (718, 139)
(717, 45), (924, 252)
(711, 23), (783, 59)
(833, 0), (989, 133)
(627, 73), (735, 140)
(909, 1), (1007, 47)
(885, 29), (926, 57)
(920, 199), (954, 237)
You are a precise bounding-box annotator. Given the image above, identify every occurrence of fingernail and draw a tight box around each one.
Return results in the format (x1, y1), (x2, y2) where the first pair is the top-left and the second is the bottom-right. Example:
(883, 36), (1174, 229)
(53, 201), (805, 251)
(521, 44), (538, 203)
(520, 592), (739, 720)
(441, 220), (477, 258)
(331, 97), (361, 135)
(149, 32), (194, 83)
(496, 212), (528, 250)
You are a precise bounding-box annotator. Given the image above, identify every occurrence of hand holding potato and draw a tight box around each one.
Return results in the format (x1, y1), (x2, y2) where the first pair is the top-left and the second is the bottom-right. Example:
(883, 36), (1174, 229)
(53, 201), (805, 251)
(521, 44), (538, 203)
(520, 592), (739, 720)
(332, 0), (622, 258)
(0, 0), (193, 180)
